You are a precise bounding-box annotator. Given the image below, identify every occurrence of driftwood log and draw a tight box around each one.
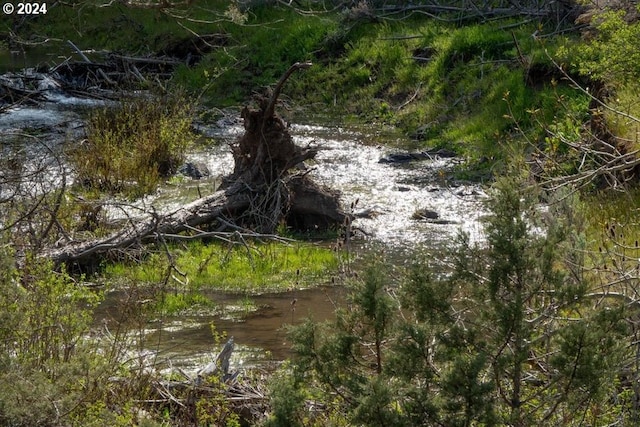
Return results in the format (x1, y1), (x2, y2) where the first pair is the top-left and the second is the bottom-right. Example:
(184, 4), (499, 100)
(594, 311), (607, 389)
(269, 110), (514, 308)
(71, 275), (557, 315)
(0, 79), (46, 107)
(46, 62), (347, 267)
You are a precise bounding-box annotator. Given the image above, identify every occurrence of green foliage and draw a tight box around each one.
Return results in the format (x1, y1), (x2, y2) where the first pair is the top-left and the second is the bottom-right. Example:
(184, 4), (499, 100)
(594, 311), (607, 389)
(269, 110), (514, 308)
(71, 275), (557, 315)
(557, 7), (640, 155)
(0, 249), (109, 426)
(195, 374), (242, 427)
(70, 92), (194, 198)
(263, 363), (308, 427)
(26, 0), (231, 53)
(603, 82), (640, 150)
(0, 239), (255, 426)
(0, 254), (99, 365)
(0, 247), (257, 425)
(272, 177), (633, 426)
(104, 240), (339, 294)
(568, 9), (640, 84)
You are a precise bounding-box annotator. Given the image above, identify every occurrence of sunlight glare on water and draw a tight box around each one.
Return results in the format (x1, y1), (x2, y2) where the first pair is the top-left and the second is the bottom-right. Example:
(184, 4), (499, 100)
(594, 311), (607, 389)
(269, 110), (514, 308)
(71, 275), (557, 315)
(293, 123), (486, 248)
(182, 120), (487, 250)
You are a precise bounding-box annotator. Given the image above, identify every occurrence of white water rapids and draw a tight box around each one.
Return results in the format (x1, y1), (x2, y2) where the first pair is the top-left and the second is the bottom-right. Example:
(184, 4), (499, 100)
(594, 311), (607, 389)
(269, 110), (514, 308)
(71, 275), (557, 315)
(179, 118), (488, 251)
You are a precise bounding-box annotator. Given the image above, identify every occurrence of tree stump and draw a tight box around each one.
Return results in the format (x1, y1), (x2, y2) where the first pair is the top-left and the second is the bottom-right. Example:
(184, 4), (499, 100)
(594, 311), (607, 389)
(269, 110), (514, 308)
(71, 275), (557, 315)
(224, 62), (346, 233)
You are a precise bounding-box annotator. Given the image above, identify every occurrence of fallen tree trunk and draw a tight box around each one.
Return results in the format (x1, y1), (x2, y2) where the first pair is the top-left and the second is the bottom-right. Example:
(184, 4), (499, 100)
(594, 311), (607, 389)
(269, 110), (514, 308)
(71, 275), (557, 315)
(46, 62), (347, 267)
(46, 182), (248, 266)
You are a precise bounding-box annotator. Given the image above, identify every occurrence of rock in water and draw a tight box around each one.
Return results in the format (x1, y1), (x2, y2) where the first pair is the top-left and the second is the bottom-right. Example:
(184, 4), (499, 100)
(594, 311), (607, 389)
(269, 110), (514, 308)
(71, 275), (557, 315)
(412, 208), (439, 220)
(178, 162), (211, 179)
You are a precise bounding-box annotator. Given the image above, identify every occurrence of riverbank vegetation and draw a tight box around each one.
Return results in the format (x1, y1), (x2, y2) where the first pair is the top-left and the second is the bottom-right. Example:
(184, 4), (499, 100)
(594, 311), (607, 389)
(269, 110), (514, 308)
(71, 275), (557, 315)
(9, 0), (638, 176)
(267, 177), (639, 426)
(70, 92), (195, 198)
(103, 240), (340, 294)
(2, 0), (640, 425)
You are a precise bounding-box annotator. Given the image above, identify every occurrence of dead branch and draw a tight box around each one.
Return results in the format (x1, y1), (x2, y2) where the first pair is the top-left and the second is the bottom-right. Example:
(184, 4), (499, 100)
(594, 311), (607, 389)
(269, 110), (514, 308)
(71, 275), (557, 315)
(527, 55), (640, 190)
(263, 62), (312, 122)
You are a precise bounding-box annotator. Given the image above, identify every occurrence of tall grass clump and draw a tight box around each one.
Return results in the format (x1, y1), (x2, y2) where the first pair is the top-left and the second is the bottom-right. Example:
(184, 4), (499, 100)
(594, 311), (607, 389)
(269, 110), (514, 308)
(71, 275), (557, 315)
(71, 92), (195, 198)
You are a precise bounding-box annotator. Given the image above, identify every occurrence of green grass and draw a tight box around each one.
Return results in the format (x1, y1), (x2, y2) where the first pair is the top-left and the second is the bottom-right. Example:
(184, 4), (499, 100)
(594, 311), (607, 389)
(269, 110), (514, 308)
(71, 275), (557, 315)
(605, 83), (640, 152)
(103, 240), (340, 293)
(191, 5), (336, 104)
(281, 16), (590, 166)
(17, 1), (604, 173)
(583, 188), (640, 250)
(159, 292), (213, 315)
(29, 0), (230, 54)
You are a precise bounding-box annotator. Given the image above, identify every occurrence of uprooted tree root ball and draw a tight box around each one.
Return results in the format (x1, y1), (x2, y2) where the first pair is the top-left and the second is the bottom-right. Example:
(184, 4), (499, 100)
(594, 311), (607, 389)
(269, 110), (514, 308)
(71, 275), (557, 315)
(225, 62), (346, 232)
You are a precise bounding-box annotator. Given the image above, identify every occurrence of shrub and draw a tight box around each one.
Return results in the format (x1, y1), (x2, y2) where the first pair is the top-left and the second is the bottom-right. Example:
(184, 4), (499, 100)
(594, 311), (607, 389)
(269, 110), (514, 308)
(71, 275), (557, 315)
(0, 249), (107, 426)
(569, 9), (640, 84)
(70, 92), (194, 198)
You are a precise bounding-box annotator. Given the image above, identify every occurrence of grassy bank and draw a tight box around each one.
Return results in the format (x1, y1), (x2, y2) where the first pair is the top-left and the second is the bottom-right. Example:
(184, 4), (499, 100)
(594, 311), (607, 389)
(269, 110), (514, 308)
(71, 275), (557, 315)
(102, 239), (340, 292)
(11, 2), (591, 161)
(13, 1), (639, 189)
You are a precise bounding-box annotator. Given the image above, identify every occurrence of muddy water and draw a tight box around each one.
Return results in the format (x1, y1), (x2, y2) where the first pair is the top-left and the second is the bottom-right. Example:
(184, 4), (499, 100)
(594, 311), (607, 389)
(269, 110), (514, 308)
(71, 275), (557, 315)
(98, 286), (348, 372)
(0, 48), (56, 73)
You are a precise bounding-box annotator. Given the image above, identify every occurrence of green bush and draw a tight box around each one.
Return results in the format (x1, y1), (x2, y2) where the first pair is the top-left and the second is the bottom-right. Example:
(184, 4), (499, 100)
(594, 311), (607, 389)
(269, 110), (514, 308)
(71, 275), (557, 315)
(568, 9), (640, 84)
(0, 250), (107, 426)
(71, 92), (194, 198)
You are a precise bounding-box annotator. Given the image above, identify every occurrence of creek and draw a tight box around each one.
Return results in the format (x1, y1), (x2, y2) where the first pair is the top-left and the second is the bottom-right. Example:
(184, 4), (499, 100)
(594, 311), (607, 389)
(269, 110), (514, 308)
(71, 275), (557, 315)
(1, 76), (487, 374)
